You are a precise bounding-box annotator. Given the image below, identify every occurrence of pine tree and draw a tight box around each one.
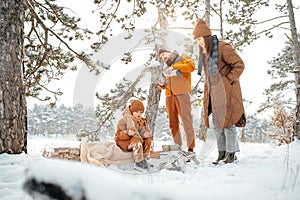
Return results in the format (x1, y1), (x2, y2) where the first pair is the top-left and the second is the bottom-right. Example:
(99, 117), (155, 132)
(225, 0), (300, 138)
(259, 40), (295, 112)
(268, 96), (294, 145)
(0, 0), (27, 154)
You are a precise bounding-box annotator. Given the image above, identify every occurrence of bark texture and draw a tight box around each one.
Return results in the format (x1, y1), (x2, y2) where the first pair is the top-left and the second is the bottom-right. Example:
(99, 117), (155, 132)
(287, 0), (300, 139)
(0, 0), (27, 154)
(145, 0), (167, 132)
(42, 147), (80, 161)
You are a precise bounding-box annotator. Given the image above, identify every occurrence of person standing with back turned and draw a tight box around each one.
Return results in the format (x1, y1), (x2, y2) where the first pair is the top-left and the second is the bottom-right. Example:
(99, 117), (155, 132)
(192, 19), (246, 164)
(157, 47), (196, 157)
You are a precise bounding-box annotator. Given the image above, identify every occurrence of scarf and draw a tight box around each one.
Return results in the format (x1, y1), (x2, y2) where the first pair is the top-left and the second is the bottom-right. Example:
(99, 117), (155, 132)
(197, 35), (219, 75)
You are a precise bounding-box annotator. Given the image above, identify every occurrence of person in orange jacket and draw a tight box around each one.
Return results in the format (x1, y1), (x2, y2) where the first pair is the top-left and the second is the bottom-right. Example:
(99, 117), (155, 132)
(157, 47), (196, 157)
(114, 99), (153, 169)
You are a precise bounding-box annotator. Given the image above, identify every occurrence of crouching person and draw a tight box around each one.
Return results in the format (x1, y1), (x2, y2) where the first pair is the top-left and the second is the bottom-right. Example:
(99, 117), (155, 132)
(114, 99), (153, 170)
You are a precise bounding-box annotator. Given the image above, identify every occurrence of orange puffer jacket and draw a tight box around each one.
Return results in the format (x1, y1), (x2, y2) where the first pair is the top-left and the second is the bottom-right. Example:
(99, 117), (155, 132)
(159, 55), (195, 96)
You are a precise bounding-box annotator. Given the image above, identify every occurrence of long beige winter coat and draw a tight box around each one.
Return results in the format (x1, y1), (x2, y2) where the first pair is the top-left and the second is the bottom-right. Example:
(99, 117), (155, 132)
(203, 41), (246, 128)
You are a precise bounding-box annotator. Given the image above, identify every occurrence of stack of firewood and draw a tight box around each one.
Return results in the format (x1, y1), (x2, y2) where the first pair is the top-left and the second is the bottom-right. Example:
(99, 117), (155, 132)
(42, 147), (80, 161)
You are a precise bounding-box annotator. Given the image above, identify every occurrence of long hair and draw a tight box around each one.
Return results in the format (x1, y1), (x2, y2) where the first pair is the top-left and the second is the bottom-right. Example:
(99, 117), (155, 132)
(198, 36), (213, 64)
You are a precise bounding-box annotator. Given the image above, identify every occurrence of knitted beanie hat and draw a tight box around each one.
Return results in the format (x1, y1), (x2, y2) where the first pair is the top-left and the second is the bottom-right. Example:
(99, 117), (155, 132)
(129, 99), (145, 113)
(193, 18), (212, 39)
(158, 47), (171, 56)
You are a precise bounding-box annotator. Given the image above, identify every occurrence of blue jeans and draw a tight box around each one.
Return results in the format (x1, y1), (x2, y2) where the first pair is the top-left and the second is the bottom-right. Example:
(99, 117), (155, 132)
(210, 114), (240, 153)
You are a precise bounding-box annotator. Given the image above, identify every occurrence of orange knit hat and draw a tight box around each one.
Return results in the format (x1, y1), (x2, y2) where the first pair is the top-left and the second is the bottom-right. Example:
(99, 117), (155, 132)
(129, 99), (145, 113)
(193, 18), (212, 39)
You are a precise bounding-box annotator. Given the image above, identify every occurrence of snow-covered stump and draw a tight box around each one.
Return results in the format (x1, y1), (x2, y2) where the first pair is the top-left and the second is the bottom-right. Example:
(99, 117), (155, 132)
(42, 147), (81, 161)
(23, 160), (87, 200)
(23, 159), (180, 200)
(24, 178), (81, 200)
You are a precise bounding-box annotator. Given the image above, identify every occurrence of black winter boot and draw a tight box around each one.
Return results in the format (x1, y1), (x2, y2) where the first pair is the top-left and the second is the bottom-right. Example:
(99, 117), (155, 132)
(212, 151), (226, 165)
(223, 152), (237, 164)
(135, 160), (150, 170)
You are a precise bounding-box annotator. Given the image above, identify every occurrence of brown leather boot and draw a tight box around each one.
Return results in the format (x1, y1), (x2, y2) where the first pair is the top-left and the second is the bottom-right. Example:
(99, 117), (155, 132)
(212, 151), (226, 165)
(223, 152), (237, 164)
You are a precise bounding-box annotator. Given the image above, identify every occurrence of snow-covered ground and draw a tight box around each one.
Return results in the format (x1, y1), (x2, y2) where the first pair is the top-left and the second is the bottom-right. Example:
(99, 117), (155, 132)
(0, 137), (299, 200)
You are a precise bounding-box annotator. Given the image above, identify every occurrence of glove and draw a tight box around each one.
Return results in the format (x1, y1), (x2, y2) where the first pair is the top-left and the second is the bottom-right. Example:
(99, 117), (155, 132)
(128, 130), (137, 136)
(143, 131), (152, 138)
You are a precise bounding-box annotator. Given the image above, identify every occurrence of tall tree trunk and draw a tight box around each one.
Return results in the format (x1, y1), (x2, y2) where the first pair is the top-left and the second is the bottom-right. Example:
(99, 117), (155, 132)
(0, 0), (27, 154)
(145, 67), (162, 133)
(240, 127), (246, 142)
(197, 108), (207, 141)
(197, 0), (211, 141)
(219, 0), (224, 40)
(145, 0), (167, 132)
(204, 0), (210, 25)
(287, 0), (300, 140)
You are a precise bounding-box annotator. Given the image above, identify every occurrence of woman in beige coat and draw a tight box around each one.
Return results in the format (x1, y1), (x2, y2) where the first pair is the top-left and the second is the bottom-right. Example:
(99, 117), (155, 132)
(193, 19), (246, 164)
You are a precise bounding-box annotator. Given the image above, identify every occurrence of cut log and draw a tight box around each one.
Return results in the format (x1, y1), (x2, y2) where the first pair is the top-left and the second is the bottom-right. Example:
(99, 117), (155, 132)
(42, 147), (80, 161)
